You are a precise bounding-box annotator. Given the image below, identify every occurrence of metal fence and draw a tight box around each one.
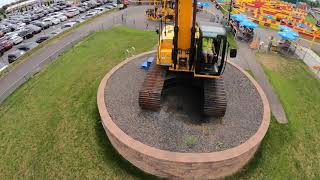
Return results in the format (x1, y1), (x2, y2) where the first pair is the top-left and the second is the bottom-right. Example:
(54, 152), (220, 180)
(295, 45), (320, 78)
(253, 34), (320, 78)
(0, 9), (154, 104)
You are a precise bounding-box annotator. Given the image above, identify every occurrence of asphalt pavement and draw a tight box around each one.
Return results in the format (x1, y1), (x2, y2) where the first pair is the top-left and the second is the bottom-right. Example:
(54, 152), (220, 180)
(0, 6), (153, 103)
(0, 14), (89, 65)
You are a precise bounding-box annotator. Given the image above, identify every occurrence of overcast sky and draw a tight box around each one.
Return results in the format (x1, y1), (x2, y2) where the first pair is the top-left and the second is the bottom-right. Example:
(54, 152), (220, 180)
(0, 0), (18, 8)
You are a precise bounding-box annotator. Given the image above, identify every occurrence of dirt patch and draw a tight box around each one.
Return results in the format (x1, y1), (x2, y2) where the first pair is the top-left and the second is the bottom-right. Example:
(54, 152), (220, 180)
(256, 53), (288, 72)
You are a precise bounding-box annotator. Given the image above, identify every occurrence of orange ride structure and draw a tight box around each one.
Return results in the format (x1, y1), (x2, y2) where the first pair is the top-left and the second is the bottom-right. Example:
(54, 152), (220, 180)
(145, 0), (175, 21)
(233, 0), (320, 40)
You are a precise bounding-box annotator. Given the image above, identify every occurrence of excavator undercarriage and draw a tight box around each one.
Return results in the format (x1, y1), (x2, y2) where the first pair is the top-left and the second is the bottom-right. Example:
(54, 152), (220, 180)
(139, 63), (228, 117)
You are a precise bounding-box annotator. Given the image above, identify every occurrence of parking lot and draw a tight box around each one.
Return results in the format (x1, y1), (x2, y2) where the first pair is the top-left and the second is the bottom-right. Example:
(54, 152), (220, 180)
(0, 0), (119, 71)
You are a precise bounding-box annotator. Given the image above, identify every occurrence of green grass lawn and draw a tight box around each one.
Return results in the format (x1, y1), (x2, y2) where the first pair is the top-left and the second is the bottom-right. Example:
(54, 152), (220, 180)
(227, 32), (238, 48)
(1, 26), (319, 179)
(305, 15), (317, 25)
(229, 53), (320, 179)
(220, 5), (230, 15)
(0, 26), (157, 179)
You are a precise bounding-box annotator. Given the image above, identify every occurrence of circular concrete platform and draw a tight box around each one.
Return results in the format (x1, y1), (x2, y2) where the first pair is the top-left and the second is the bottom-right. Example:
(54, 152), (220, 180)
(97, 51), (270, 179)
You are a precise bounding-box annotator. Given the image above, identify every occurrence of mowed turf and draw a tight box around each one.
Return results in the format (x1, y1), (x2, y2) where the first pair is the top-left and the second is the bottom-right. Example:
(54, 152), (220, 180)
(1, 26), (320, 179)
(0, 26), (157, 179)
(230, 53), (320, 179)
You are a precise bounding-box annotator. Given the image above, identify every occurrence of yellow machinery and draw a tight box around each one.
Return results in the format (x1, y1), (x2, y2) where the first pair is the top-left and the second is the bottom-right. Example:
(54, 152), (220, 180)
(146, 0), (175, 21)
(139, 0), (237, 117)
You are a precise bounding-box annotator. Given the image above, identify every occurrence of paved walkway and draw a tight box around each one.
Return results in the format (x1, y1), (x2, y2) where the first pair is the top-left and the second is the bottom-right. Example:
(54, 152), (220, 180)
(235, 42), (288, 124)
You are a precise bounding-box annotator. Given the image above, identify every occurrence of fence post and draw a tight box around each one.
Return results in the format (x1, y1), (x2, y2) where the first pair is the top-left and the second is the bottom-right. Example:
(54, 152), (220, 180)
(302, 48), (308, 61)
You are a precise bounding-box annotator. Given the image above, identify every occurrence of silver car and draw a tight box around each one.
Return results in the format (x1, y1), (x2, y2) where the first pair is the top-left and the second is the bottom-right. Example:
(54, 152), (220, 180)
(9, 35), (23, 45)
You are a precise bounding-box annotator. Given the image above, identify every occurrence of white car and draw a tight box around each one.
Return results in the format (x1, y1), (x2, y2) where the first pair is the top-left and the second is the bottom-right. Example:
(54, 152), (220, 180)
(17, 22), (26, 27)
(61, 22), (77, 29)
(57, 15), (67, 22)
(9, 35), (23, 45)
(4, 31), (19, 38)
(104, 4), (114, 9)
(51, 18), (61, 25)
(0, 62), (8, 73)
(43, 18), (53, 26)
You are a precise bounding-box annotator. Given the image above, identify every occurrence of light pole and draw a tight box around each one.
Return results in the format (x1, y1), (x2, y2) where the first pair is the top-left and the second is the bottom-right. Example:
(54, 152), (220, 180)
(228, 0), (233, 21)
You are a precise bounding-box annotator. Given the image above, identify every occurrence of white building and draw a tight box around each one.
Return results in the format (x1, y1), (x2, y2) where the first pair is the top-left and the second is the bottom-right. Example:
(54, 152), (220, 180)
(6, 0), (63, 13)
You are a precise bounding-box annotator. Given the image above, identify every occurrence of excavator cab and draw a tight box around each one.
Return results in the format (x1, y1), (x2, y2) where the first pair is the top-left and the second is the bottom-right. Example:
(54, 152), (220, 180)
(195, 23), (229, 77)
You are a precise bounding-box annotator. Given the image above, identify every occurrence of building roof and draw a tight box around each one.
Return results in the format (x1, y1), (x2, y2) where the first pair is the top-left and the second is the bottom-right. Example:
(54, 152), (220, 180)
(6, 0), (53, 12)
(198, 21), (226, 38)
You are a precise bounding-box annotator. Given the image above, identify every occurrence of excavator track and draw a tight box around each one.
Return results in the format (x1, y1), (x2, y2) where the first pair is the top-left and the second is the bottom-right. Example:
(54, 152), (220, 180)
(203, 78), (227, 117)
(139, 63), (166, 110)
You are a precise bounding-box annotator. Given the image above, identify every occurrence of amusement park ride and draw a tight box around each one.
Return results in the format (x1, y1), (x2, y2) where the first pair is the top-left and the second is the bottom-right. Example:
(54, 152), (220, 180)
(139, 0), (237, 117)
(145, 0), (175, 21)
(231, 0), (320, 39)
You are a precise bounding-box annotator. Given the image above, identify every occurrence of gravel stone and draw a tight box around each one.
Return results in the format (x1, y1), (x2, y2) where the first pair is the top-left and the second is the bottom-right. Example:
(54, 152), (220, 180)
(104, 56), (264, 153)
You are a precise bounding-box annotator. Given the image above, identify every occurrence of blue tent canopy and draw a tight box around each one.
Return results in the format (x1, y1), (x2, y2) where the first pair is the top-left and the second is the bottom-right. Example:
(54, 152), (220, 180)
(278, 31), (297, 40)
(286, 30), (299, 38)
(297, 23), (305, 28)
(265, 15), (273, 19)
(278, 25), (291, 31)
(278, 25), (299, 38)
(240, 20), (258, 28)
(197, 2), (212, 7)
(231, 14), (246, 22)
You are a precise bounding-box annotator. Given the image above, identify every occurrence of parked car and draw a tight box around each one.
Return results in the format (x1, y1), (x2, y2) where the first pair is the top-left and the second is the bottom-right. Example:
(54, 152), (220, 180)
(69, 9), (80, 15)
(42, 18), (53, 26)
(41, 21), (51, 29)
(26, 24), (42, 34)
(103, 4), (114, 9)
(17, 42), (38, 51)
(76, 7), (85, 13)
(53, 7), (60, 12)
(36, 35), (50, 43)
(51, 17), (61, 25)
(53, 15), (67, 22)
(48, 8), (55, 13)
(0, 45), (5, 56)
(61, 22), (77, 29)
(65, 12), (76, 18)
(72, 18), (85, 23)
(31, 21), (47, 29)
(94, 7), (105, 12)
(8, 50), (25, 63)
(9, 35), (23, 45)
(50, 28), (63, 36)
(4, 31), (19, 39)
(0, 62), (7, 72)
(0, 26), (11, 33)
(0, 40), (13, 50)
(18, 29), (33, 39)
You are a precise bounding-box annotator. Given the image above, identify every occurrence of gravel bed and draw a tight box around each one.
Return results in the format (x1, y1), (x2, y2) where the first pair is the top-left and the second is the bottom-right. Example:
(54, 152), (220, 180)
(104, 55), (264, 153)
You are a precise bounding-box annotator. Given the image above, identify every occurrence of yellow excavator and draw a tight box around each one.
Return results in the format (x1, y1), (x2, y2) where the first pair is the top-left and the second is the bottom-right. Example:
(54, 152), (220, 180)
(139, 0), (237, 117)
(146, 0), (175, 21)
